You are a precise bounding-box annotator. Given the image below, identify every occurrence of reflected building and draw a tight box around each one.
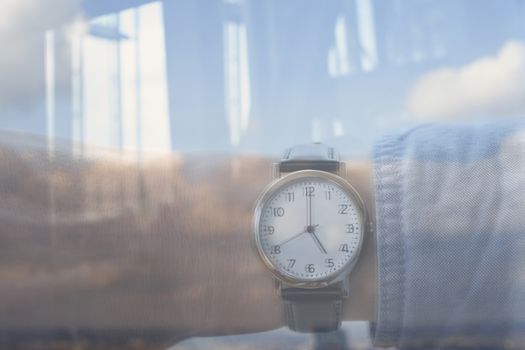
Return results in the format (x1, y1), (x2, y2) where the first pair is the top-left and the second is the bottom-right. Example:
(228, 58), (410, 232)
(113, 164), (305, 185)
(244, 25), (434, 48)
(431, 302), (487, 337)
(163, 0), (230, 150)
(48, 1), (172, 158)
(38, 0), (525, 157)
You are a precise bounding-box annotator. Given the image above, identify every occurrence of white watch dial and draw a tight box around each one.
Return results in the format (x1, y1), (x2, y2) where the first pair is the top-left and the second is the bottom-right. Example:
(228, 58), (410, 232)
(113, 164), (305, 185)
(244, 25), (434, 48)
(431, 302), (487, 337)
(256, 174), (364, 282)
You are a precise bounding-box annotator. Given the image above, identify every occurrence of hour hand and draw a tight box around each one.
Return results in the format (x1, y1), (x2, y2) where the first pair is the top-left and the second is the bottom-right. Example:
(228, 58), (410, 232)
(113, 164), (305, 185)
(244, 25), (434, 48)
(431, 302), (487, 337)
(308, 231), (327, 254)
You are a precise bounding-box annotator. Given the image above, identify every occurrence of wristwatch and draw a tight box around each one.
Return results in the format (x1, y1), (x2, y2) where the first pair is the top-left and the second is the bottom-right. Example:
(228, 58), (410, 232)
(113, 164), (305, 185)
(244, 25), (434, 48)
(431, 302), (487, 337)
(253, 143), (368, 333)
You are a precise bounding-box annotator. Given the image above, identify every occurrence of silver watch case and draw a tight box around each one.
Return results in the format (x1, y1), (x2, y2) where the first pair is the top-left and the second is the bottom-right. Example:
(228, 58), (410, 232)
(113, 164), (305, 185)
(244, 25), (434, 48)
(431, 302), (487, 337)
(253, 168), (368, 289)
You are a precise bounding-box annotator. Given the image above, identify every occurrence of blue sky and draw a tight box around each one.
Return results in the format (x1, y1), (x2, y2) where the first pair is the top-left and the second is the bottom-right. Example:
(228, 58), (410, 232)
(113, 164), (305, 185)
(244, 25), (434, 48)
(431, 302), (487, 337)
(0, 0), (524, 156)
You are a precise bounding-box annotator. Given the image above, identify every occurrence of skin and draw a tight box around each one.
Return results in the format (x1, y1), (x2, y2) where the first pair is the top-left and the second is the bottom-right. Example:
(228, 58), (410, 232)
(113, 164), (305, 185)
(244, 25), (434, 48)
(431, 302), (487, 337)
(0, 139), (376, 339)
(342, 161), (376, 321)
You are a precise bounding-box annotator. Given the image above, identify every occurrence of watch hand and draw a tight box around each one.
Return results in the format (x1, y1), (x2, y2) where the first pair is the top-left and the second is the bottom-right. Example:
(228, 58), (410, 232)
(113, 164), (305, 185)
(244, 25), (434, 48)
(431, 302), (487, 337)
(279, 230), (307, 247)
(306, 192), (310, 227)
(305, 190), (325, 252)
(308, 193), (313, 226)
(308, 231), (327, 254)
(279, 224), (320, 247)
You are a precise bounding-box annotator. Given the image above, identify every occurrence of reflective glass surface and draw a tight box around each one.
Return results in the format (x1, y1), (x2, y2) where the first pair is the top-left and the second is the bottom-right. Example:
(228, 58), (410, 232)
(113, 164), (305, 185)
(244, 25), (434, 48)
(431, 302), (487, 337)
(1, 0), (524, 349)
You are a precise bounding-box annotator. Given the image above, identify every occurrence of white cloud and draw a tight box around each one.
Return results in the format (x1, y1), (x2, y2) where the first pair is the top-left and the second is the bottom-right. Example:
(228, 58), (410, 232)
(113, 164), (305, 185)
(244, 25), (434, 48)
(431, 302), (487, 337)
(0, 0), (84, 108)
(406, 41), (525, 121)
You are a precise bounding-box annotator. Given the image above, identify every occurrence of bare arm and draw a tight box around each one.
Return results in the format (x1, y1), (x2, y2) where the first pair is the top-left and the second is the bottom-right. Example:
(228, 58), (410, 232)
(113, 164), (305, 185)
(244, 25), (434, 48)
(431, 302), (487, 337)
(0, 140), (375, 338)
(343, 161), (376, 322)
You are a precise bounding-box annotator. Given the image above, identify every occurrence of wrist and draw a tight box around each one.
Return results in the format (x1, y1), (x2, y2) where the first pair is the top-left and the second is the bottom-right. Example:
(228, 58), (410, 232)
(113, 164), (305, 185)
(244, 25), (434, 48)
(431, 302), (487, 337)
(342, 160), (377, 322)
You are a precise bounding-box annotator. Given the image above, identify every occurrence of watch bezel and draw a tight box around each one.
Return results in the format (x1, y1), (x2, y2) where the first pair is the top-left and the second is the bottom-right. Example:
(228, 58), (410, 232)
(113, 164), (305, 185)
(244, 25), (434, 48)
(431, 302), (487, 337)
(253, 169), (368, 289)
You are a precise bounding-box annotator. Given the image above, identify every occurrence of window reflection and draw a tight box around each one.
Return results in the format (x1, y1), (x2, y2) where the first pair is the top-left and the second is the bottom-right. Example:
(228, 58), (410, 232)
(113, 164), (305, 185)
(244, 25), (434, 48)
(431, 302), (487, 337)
(223, 20), (251, 146)
(46, 1), (170, 159)
(35, 0), (525, 158)
(327, 15), (352, 77)
(355, 0), (378, 72)
(170, 323), (373, 350)
(1, 1), (525, 349)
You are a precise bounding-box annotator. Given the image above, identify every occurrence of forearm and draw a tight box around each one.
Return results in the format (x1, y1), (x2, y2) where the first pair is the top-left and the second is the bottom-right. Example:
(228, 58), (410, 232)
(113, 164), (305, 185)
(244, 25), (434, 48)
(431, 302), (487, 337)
(0, 141), (273, 332)
(343, 161), (377, 322)
(0, 137), (377, 335)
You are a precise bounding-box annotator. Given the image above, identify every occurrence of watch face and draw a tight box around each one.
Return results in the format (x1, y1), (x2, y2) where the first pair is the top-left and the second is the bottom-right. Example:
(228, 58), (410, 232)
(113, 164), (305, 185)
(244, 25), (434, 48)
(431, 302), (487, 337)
(254, 170), (366, 285)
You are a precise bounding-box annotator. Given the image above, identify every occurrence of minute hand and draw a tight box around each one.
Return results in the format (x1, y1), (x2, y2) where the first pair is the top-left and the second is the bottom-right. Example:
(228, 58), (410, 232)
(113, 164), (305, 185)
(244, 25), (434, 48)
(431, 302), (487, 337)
(279, 224), (320, 247)
(308, 192), (313, 226)
(279, 230), (307, 247)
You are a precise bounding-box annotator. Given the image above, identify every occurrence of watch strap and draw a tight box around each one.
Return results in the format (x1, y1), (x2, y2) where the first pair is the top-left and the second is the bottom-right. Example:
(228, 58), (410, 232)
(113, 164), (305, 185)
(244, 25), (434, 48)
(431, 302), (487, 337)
(280, 143), (340, 173)
(282, 287), (343, 333)
(278, 143), (344, 333)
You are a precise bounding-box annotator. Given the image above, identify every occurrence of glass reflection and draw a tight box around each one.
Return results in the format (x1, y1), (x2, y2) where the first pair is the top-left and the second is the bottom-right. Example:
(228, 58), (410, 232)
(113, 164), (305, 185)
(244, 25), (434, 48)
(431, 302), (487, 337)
(171, 323), (372, 350)
(1, 0), (525, 349)
(46, 1), (171, 158)
(5, 0), (524, 156)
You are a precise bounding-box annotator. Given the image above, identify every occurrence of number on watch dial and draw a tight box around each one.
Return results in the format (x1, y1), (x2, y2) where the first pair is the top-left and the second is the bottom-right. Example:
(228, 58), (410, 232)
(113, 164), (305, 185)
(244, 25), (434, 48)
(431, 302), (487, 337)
(258, 177), (363, 281)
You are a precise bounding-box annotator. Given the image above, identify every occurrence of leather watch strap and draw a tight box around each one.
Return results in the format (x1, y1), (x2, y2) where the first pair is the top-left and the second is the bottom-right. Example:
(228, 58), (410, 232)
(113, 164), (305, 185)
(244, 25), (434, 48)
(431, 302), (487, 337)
(280, 143), (340, 173)
(278, 144), (344, 333)
(282, 287), (343, 333)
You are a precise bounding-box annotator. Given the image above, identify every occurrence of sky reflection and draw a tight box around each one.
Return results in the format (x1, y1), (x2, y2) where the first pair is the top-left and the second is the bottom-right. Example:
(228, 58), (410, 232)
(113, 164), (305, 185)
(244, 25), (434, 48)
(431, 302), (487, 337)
(0, 0), (524, 157)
